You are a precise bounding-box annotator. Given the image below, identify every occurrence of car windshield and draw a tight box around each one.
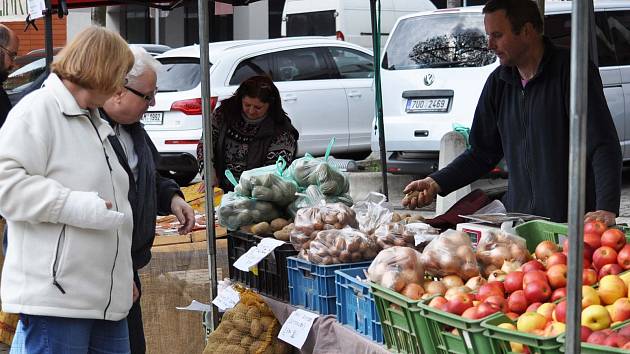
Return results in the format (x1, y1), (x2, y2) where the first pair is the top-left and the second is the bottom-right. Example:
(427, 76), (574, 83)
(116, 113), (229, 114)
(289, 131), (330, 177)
(156, 57), (203, 92)
(5, 58), (46, 91)
(383, 13), (496, 70)
(286, 10), (336, 37)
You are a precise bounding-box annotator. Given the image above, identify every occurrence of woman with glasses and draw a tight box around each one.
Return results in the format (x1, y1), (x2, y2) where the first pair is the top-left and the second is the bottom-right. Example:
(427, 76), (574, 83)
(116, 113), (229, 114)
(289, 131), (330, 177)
(0, 27), (135, 354)
(0, 24), (19, 128)
(197, 75), (299, 191)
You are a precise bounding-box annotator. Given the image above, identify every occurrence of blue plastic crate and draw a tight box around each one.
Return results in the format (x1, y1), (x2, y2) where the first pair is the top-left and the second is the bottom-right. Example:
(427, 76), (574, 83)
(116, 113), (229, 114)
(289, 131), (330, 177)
(335, 267), (383, 343)
(287, 257), (372, 315)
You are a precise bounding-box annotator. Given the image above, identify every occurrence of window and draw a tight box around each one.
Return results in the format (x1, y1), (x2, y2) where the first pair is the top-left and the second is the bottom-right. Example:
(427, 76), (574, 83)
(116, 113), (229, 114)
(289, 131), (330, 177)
(229, 54), (272, 86)
(273, 48), (332, 81)
(286, 10), (336, 37)
(156, 58), (203, 92)
(328, 47), (374, 79)
(382, 13), (495, 70)
(607, 11), (630, 66)
(545, 13), (617, 67)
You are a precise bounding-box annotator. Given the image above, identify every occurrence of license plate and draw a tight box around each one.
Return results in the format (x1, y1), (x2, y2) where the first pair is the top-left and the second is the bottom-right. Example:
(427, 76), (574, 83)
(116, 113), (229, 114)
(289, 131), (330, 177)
(406, 97), (450, 113)
(141, 112), (164, 125)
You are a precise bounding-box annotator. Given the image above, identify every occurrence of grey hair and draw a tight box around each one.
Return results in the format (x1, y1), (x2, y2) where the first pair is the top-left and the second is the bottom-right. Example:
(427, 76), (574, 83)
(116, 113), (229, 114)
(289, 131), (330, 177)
(126, 45), (162, 87)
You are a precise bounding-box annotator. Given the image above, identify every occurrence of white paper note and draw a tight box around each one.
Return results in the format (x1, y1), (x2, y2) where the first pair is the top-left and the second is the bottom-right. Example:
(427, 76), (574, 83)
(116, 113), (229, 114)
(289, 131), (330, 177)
(211, 286), (240, 311)
(278, 309), (318, 349)
(176, 300), (212, 312)
(233, 238), (285, 272)
(27, 0), (46, 19)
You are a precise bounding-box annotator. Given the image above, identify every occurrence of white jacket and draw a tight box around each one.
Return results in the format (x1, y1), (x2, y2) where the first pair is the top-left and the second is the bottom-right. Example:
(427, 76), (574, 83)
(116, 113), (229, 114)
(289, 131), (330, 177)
(0, 74), (134, 321)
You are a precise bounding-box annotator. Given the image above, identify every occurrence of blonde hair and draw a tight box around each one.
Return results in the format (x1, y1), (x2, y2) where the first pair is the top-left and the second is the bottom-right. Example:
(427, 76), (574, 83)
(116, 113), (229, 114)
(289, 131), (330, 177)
(51, 26), (133, 94)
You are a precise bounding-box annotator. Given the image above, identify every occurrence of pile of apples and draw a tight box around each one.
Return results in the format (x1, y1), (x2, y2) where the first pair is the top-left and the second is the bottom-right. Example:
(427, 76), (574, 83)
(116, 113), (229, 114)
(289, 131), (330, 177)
(566, 221), (630, 278)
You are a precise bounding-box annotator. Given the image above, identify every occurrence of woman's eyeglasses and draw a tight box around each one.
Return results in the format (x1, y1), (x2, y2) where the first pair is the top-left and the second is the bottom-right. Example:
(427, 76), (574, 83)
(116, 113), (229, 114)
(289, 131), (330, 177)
(125, 86), (157, 103)
(0, 45), (17, 61)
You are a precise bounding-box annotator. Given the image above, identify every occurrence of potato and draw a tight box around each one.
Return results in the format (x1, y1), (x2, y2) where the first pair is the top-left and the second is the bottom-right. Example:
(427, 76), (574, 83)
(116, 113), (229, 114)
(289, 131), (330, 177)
(273, 230), (290, 241)
(226, 329), (242, 345)
(270, 218), (290, 232)
(246, 306), (261, 320)
(250, 318), (263, 338)
(260, 316), (275, 331)
(241, 335), (254, 348)
(251, 222), (271, 235)
(234, 318), (250, 333)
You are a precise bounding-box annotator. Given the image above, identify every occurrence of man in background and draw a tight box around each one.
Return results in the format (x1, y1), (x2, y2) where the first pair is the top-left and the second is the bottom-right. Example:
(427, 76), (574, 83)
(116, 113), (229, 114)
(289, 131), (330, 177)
(0, 24), (19, 127)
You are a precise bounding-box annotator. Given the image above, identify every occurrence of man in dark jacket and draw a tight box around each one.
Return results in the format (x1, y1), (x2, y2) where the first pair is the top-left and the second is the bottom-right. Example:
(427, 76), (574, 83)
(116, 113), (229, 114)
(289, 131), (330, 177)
(403, 0), (622, 225)
(0, 24), (18, 127)
(101, 46), (195, 354)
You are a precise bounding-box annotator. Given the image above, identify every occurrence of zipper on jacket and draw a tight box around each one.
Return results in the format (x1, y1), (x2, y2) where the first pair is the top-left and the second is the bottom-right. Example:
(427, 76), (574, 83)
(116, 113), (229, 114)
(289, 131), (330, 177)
(52, 225), (67, 294)
(103, 231), (120, 318)
(520, 88), (535, 211)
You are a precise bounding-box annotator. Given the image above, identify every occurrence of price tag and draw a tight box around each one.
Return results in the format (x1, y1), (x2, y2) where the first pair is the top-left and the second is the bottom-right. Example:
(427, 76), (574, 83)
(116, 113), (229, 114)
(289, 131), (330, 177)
(233, 238), (285, 272)
(28, 0), (46, 19)
(278, 309), (318, 349)
(211, 286), (240, 311)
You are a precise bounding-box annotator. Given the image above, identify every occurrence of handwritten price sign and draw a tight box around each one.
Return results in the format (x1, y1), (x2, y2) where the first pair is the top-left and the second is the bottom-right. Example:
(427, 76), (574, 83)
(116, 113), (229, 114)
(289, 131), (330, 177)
(278, 309), (318, 349)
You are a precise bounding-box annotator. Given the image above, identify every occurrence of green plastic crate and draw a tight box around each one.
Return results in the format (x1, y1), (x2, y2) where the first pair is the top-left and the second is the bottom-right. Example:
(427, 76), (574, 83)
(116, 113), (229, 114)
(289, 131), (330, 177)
(370, 282), (435, 354)
(417, 297), (503, 354)
(515, 221), (630, 254)
(481, 313), (564, 354)
(556, 319), (630, 353)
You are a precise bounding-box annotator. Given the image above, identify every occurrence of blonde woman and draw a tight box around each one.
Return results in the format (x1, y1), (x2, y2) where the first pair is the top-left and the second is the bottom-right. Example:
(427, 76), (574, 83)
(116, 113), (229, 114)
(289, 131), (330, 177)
(0, 27), (135, 353)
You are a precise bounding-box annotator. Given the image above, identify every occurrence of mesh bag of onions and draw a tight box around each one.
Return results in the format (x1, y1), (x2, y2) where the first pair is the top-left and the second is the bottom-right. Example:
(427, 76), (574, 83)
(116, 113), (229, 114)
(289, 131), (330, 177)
(420, 229), (480, 280)
(475, 229), (531, 277)
(367, 246), (426, 299)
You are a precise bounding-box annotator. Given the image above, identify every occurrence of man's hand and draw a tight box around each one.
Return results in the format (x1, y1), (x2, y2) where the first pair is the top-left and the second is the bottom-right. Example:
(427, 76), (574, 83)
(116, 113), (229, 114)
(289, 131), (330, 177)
(402, 177), (441, 210)
(585, 210), (617, 226)
(171, 195), (195, 234)
(132, 281), (139, 303)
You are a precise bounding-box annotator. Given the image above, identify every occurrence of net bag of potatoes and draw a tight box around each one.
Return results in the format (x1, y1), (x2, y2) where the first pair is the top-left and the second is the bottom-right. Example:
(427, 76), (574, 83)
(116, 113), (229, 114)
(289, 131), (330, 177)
(420, 229), (480, 281)
(203, 289), (290, 354)
(289, 201), (358, 252)
(373, 221), (439, 251)
(306, 227), (379, 265)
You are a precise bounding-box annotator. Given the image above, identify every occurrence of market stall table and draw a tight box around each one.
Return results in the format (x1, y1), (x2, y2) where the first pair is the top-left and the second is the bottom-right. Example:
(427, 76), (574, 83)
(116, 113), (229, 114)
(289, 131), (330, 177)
(262, 296), (391, 354)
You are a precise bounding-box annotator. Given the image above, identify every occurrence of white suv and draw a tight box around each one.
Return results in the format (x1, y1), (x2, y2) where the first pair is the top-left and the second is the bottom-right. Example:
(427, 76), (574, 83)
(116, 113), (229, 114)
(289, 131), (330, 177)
(147, 37), (375, 185)
(376, 1), (630, 175)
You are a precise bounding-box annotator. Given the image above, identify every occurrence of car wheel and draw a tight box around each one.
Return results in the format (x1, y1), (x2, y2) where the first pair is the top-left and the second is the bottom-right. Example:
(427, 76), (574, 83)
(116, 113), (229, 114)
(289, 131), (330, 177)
(158, 170), (198, 186)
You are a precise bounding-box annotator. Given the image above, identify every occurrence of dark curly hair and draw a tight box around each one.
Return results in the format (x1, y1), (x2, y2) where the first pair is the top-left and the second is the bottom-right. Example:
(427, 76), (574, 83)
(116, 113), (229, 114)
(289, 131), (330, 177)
(483, 0), (543, 35)
(216, 75), (290, 127)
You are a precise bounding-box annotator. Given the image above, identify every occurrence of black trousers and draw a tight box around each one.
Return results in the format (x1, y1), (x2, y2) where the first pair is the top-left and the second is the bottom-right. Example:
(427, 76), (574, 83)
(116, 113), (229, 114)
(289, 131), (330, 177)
(128, 270), (146, 354)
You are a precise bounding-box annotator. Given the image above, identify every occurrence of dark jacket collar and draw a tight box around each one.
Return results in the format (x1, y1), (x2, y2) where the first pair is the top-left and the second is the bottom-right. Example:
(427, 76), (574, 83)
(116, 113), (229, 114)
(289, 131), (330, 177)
(498, 36), (557, 86)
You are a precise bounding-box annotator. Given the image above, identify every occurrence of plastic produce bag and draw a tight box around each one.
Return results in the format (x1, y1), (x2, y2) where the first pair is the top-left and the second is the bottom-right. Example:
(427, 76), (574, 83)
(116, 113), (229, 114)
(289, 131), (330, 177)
(306, 227), (379, 265)
(286, 185), (353, 218)
(352, 192), (393, 235)
(476, 229), (531, 276)
(285, 139), (349, 196)
(217, 192), (281, 231)
(367, 246), (425, 294)
(233, 157), (299, 207)
(203, 289), (290, 354)
(374, 221), (439, 251)
(289, 201), (358, 252)
(420, 229), (480, 280)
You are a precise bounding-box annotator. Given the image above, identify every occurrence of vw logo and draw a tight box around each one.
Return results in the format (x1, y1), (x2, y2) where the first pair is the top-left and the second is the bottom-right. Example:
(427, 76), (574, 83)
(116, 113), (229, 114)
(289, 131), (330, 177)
(423, 73), (434, 86)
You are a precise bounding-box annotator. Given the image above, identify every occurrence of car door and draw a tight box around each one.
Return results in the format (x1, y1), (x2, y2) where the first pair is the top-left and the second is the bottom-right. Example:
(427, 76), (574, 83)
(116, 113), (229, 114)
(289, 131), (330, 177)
(271, 47), (349, 156)
(546, 12), (626, 159)
(606, 9), (630, 160)
(326, 46), (375, 152)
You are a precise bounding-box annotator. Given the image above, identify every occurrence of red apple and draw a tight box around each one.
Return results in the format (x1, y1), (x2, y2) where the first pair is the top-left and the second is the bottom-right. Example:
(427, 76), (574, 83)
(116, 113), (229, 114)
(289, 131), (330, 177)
(583, 269), (598, 286)
(584, 232), (602, 250)
(546, 264), (568, 289)
(619, 325), (630, 338)
(484, 295), (507, 313)
(461, 306), (479, 319)
(554, 300), (567, 323)
(521, 260), (546, 273)
(506, 312), (520, 320)
(527, 302), (542, 313)
(585, 221), (607, 237)
(587, 331), (608, 345)
(504, 271), (525, 294)
(598, 263), (623, 280)
(546, 252), (567, 269)
(593, 246), (619, 271)
(524, 280), (551, 304)
(535, 240), (559, 261)
(445, 293), (474, 315)
(428, 296), (448, 309)
(487, 281), (505, 295)
(603, 333), (627, 348)
(476, 302), (500, 319)
(617, 244), (630, 270)
(601, 228), (626, 252)
(476, 283), (504, 302)
(508, 290), (529, 314)
(523, 270), (548, 286)
(583, 257), (592, 270)
(580, 326), (593, 342)
(551, 287), (567, 302)
(566, 240), (596, 260)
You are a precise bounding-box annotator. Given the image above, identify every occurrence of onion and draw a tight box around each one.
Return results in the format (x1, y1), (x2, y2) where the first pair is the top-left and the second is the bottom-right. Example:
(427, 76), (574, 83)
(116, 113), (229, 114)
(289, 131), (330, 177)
(424, 280), (447, 295)
(501, 260), (522, 274)
(488, 246), (511, 267)
(535, 240), (558, 261)
(401, 283), (424, 300)
(444, 286), (472, 301)
(464, 276), (487, 291)
(488, 270), (507, 282)
(510, 243), (531, 262)
(381, 271), (405, 292)
(442, 275), (464, 289)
